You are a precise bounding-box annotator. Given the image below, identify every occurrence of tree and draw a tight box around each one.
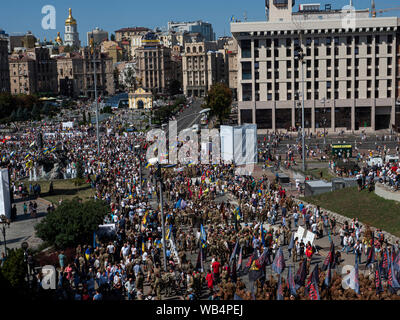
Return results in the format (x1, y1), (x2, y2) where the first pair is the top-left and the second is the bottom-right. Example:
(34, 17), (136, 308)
(32, 104), (41, 120)
(82, 110), (87, 124)
(88, 112), (92, 125)
(35, 199), (109, 249)
(110, 34), (116, 41)
(76, 158), (84, 179)
(204, 83), (232, 126)
(124, 66), (136, 90)
(0, 248), (28, 290)
(168, 79), (182, 97)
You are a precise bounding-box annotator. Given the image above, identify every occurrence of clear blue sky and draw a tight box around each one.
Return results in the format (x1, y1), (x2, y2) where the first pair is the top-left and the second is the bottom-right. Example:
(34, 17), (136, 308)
(1, 0), (400, 45)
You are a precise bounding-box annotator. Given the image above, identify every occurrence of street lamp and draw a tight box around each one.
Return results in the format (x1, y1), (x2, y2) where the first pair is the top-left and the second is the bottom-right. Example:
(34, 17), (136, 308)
(134, 144), (142, 187)
(295, 44), (306, 172)
(21, 241), (30, 289)
(149, 158), (176, 272)
(0, 215), (11, 257)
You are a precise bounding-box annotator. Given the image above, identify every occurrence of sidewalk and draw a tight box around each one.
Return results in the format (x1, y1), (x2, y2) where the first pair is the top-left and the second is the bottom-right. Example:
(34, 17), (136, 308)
(0, 197), (51, 255)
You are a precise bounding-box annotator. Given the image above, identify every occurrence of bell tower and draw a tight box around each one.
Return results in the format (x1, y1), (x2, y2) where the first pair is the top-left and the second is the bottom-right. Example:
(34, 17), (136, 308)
(64, 8), (80, 47)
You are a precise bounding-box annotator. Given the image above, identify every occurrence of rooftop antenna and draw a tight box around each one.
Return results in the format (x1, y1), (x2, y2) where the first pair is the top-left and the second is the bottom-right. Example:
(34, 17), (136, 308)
(244, 11), (247, 22)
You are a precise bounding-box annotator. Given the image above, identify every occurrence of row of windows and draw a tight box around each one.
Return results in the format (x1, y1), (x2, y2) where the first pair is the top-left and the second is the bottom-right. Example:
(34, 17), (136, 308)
(246, 34), (393, 48)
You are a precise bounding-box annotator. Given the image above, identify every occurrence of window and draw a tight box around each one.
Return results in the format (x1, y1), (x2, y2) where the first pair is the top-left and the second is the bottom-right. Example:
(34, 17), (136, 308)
(326, 37), (331, 45)
(367, 46), (372, 55)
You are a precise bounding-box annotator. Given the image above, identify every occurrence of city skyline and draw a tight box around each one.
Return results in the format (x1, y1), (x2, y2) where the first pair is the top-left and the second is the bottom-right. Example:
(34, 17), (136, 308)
(1, 0), (400, 45)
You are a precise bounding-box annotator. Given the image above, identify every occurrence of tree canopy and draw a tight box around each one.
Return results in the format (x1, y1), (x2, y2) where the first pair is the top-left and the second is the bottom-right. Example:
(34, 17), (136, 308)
(35, 199), (109, 249)
(204, 83), (232, 126)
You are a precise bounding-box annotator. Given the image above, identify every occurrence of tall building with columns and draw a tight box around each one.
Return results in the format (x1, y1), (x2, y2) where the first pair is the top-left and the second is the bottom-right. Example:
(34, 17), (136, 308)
(64, 8), (80, 48)
(231, 0), (400, 133)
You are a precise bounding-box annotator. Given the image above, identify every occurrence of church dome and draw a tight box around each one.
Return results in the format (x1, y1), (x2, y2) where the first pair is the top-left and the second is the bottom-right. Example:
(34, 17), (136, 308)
(65, 8), (77, 26)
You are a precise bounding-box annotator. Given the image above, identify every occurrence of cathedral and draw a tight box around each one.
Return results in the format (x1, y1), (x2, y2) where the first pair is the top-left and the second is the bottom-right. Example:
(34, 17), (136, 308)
(64, 8), (80, 47)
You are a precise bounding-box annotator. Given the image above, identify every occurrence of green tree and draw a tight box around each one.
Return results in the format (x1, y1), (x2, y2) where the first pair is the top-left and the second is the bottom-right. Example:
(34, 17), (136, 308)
(82, 110), (87, 124)
(204, 83), (232, 126)
(124, 66), (136, 90)
(35, 199), (109, 249)
(32, 104), (41, 120)
(88, 112), (92, 124)
(0, 248), (28, 290)
(110, 34), (115, 41)
(76, 158), (84, 179)
(168, 79), (182, 97)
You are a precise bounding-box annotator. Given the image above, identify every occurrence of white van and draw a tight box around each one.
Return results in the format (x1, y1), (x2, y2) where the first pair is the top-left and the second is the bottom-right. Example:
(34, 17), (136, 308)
(367, 156), (383, 167)
(385, 155), (399, 164)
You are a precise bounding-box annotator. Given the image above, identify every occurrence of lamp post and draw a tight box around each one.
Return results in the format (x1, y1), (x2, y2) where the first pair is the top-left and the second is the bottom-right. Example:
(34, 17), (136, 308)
(150, 158), (176, 272)
(21, 241), (30, 289)
(0, 215), (10, 257)
(134, 144), (142, 187)
(295, 43), (306, 172)
(90, 32), (100, 156)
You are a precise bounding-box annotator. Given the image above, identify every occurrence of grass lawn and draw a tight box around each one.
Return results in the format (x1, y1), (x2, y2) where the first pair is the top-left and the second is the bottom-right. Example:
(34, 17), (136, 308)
(21, 179), (95, 204)
(305, 167), (336, 181)
(304, 187), (400, 237)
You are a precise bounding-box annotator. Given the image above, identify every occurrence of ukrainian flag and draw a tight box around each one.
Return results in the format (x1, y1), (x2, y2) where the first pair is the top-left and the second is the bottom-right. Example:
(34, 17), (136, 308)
(142, 212), (148, 226)
(50, 146), (57, 152)
(145, 162), (153, 169)
(200, 224), (207, 248)
(43, 148), (50, 155)
(234, 206), (242, 221)
(142, 240), (145, 253)
(24, 153), (31, 159)
(166, 225), (172, 241)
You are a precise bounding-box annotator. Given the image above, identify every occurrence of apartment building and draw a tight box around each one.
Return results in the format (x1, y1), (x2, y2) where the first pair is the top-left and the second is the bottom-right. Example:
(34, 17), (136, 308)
(231, 0), (400, 132)
(0, 37), (10, 93)
(182, 41), (228, 97)
(9, 47), (57, 95)
(135, 32), (174, 94)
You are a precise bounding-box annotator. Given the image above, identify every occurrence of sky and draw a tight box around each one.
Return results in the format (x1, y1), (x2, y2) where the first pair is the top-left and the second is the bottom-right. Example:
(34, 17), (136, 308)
(1, 0), (400, 46)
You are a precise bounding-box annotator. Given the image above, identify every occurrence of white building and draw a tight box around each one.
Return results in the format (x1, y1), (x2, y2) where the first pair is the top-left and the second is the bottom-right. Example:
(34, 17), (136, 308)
(64, 8), (80, 48)
(87, 27), (108, 46)
(231, 0), (400, 132)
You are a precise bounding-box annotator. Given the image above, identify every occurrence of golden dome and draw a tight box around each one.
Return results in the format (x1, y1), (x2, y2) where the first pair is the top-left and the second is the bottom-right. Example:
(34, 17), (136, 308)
(55, 32), (63, 44)
(65, 8), (77, 25)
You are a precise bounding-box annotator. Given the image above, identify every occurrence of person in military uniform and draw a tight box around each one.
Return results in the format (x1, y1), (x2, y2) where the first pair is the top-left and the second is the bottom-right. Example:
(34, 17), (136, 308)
(154, 273), (162, 300)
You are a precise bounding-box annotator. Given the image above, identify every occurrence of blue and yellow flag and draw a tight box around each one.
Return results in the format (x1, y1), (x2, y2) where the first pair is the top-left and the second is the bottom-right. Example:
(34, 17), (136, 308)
(142, 240), (145, 253)
(166, 225), (172, 241)
(24, 153), (31, 159)
(200, 224), (207, 248)
(234, 206), (242, 221)
(145, 162), (153, 169)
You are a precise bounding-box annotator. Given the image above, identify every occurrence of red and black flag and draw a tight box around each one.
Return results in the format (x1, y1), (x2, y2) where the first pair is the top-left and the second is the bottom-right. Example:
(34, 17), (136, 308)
(388, 251), (400, 294)
(237, 246), (243, 273)
(322, 265), (332, 290)
(294, 259), (307, 289)
(375, 264), (384, 295)
(321, 241), (335, 271)
(366, 244), (376, 268)
(306, 264), (320, 300)
(272, 248), (286, 275)
(248, 255), (264, 282)
(277, 275), (284, 300)
(287, 265), (297, 297)
(380, 249), (389, 279)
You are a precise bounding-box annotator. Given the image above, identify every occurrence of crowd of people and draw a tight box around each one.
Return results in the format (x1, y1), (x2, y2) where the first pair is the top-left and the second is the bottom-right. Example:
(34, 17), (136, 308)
(1, 109), (400, 301)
